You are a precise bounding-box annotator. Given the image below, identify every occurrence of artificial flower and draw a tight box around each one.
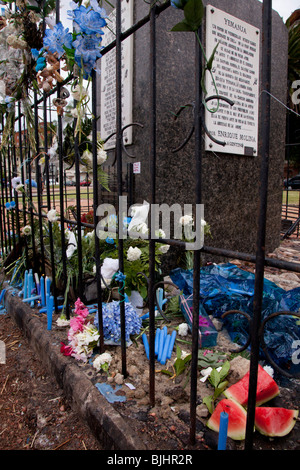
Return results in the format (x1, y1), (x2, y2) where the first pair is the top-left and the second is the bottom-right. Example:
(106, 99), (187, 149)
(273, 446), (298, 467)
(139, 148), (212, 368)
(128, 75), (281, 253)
(22, 225), (32, 236)
(93, 352), (112, 372)
(179, 214), (193, 226)
(127, 246), (142, 262)
(71, 84), (88, 102)
(68, 4), (107, 35)
(43, 22), (73, 58)
(97, 146), (107, 165)
(101, 257), (119, 279)
(72, 33), (104, 77)
(171, 0), (189, 9)
(47, 208), (58, 222)
(158, 244), (170, 254)
(178, 323), (189, 336)
(11, 176), (21, 189)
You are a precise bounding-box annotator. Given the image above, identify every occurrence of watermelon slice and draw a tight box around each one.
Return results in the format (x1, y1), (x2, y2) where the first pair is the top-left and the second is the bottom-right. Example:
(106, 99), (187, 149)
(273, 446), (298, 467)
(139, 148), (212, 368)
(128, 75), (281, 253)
(207, 398), (247, 440)
(255, 407), (299, 437)
(223, 365), (279, 407)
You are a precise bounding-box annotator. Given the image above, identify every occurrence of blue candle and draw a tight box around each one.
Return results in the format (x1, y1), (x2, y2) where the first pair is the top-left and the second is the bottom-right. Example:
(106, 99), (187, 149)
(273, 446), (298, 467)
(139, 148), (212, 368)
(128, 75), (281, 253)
(47, 295), (54, 330)
(167, 330), (177, 359)
(160, 334), (171, 365)
(142, 333), (149, 359)
(23, 270), (28, 299)
(40, 276), (45, 306)
(23, 295), (41, 303)
(157, 327), (167, 362)
(154, 328), (160, 356)
(218, 412), (229, 450)
(46, 276), (51, 296)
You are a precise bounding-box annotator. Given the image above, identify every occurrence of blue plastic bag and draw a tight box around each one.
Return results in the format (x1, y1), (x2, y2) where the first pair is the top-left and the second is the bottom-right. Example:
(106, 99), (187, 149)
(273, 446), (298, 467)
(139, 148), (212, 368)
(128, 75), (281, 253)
(170, 263), (300, 367)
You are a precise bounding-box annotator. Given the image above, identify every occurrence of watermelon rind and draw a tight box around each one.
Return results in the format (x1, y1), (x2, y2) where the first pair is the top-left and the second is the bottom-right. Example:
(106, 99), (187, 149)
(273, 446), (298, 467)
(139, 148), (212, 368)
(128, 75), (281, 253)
(207, 398), (247, 440)
(223, 365), (279, 407)
(255, 407), (299, 437)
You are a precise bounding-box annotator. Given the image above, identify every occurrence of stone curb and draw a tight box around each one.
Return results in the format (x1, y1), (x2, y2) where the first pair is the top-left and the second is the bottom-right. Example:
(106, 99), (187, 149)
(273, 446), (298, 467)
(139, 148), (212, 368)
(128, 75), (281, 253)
(4, 288), (148, 451)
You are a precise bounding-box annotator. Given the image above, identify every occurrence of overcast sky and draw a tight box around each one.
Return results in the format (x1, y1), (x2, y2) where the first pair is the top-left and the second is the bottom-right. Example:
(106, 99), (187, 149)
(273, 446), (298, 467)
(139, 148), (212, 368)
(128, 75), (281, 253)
(259, 0), (299, 22)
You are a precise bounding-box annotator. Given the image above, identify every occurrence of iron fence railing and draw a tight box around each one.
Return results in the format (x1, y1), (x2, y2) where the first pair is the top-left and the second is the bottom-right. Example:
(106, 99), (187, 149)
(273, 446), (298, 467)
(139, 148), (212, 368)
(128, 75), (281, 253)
(0, 0), (299, 451)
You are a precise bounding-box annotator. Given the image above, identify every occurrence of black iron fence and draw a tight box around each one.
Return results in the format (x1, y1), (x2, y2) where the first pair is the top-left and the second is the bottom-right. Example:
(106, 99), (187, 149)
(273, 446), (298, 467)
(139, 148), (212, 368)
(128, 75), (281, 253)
(0, 0), (299, 451)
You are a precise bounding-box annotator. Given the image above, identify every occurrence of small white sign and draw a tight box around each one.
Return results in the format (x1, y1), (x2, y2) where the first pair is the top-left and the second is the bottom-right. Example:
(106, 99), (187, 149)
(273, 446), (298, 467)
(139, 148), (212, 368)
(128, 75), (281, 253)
(205, 6), (260, 156)
(100, 0), (133, 150)
(133, 162), (141, 174)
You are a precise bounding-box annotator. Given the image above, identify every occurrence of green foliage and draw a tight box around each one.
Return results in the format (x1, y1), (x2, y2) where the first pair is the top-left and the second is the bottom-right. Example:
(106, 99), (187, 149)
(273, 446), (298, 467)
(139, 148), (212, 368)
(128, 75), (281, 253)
(161, 346), (191, 378)
(202, 361), (230, 414)
(171, 0), (204, 32)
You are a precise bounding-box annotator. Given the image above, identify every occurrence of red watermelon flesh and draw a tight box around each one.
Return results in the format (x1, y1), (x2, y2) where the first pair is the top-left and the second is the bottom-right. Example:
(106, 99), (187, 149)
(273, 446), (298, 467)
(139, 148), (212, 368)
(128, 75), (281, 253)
(223, 365), (279, 407)
(255, 407), (299, 437)
(207, 398), (247, 440)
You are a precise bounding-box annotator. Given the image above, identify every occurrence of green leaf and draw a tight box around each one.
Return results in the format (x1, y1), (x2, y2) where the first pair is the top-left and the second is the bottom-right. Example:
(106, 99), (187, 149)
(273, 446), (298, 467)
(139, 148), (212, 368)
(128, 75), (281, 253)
(214, 381), (228, 399)
(171, 21), (194, 32)
(219, 361), (230, 382)
(161, 369), (173, 377)
(184, 0), (204, 31)
(206, 42), (219, 71)
(209, 368), (220, 388)
(203, 395), (214, 414)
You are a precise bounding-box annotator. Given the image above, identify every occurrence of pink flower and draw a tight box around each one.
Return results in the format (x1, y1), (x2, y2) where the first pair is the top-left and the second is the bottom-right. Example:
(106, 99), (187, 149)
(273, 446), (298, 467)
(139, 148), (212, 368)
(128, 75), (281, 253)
(60, 342), (73, 356)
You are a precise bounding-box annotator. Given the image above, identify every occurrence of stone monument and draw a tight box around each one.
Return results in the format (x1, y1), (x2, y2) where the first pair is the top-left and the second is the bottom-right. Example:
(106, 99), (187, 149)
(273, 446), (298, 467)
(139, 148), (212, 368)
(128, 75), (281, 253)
(98, 0), (288, 261)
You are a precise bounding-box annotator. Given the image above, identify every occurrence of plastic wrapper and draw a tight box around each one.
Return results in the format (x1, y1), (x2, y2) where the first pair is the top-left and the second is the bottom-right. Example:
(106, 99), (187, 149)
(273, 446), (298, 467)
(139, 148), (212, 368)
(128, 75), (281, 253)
(170, 263), (300, 367)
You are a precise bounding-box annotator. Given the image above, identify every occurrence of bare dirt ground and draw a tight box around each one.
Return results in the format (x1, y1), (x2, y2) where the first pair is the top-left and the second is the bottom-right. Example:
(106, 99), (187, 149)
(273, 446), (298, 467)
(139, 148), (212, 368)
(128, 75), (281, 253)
(0, 238), (300, 452)
(0, 312), (102, 450)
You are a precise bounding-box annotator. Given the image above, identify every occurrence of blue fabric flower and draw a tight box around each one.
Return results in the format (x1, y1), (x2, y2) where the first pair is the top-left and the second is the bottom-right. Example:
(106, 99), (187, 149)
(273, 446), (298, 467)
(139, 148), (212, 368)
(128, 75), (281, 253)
(5, 201), (16, 210)
(43, 22), (73, 58)
(105, 236), (115, 245)
(72, 33), (103, 77)
(35, 57), (46, 72)
(68, 5), (106, 35)
(171, 0), (189, 8)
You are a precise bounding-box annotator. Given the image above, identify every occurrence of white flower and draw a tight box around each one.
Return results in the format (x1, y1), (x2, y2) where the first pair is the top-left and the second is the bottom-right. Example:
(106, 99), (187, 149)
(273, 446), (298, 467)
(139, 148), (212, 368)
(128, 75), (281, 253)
(47, 209), (58, 222)
(56, 317), (70, 327)
(22, 225), (31, 236)
(159, 244), (170, 254)
(71, 84), (88, 101)
(180, 350), (190, 360)
(97, 146), (107, 165)
(101, 257), (119, 279)
(15, 183), (24, 192)
(127, 246), (142, 262)
(93, 352), (113, 371)
(86, 230), (95, 239)
(179, 215), (193, 226)
(263, 365), (274, 378)
(11, 176), (21, 189)
(7, 34), (27, 49)
(178, 323), (189, 336)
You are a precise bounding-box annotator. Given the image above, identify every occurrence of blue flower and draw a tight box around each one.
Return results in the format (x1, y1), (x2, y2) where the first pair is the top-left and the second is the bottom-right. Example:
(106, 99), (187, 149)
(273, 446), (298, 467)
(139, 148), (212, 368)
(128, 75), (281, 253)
(105, 236), (115, 245)
(68, 5), (106, 35)
(35, 57), (46, 72)
(72, 34), (103, 77)
(5, 201), (16, 210)
(94, 301), (142, 344)
(43, 22), (73, 58)
(171, 0), (189, 8)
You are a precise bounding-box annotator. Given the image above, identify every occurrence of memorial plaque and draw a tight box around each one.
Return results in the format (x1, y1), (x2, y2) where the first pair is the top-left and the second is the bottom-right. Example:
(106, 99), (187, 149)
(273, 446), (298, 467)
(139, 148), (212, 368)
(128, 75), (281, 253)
(205, 6), (260, 156)
(100, 0), (133, 150)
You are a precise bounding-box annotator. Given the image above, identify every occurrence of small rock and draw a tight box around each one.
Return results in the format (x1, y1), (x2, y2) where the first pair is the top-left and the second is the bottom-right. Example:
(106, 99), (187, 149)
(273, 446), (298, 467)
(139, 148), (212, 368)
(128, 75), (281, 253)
(134, 389), (146, 399)
(114, 373), (124, 385)
(228, 356), (250, 384)
(128, 365), (139, 377)
(196, 403), (209, 418)
(164, 385), (188, 402)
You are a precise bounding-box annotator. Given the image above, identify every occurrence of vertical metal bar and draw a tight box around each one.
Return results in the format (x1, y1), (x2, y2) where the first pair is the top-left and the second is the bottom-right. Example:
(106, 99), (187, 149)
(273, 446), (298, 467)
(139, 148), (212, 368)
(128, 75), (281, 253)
(92, 68), (104, 352)
(12, 132), (20, 241)
(116, 0), (127, 377)
(245, 0), (272, 450)
(74, 113), (83, 299)
(7, 140), (16, 252)
(34, 90), (45, 274)
(0, 135), (7, 255)
(44, 93), (58, 311)
(148, 4), (157, 408)
(18, 102), (28, 267)
(56, 0), (69, 317)
(189, 25), (202, 445)
(3, 138), (11, 251)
